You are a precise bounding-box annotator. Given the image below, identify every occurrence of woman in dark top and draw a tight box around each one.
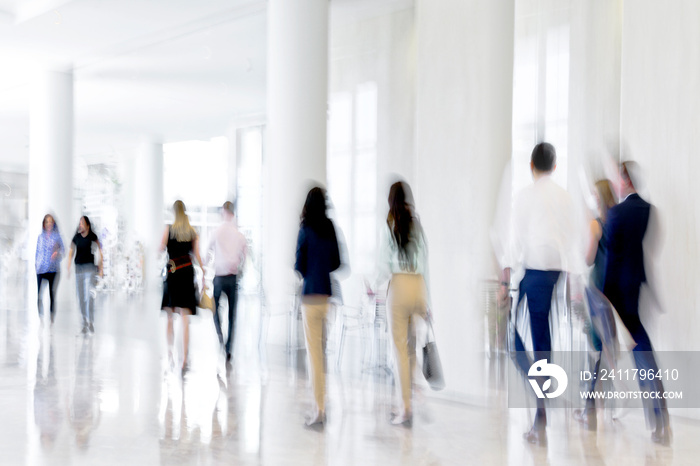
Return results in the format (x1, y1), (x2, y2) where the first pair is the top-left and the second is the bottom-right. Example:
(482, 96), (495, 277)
(294, 187), (341, 427)
(160, 200), (204, 372)
(67, 216), (102, 334)
(35, 214), (64, 324)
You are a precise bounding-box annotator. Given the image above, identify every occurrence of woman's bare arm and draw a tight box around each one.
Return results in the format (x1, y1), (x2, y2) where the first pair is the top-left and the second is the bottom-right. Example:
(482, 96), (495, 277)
(585, 219), (602, 266)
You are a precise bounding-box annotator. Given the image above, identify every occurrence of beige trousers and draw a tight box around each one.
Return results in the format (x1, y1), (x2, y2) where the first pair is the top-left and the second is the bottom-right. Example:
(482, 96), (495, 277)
(387, 274), (428, 415)
(301, 296), (329, 414)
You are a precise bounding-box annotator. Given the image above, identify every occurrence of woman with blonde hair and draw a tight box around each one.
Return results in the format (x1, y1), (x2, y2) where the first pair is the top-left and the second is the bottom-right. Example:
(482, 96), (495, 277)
(160, 200), (204, 372)
(575, 179), (617, 429)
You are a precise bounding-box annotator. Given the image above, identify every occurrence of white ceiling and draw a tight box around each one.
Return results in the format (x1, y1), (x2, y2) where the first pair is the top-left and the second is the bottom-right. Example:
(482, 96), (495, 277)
(0, 0), (267, 169)
(0, 0), (413, 171)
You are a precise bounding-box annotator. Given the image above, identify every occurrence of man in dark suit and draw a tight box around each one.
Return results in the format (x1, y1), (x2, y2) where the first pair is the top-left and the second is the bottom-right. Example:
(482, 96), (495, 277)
(603, 161), (670, 445)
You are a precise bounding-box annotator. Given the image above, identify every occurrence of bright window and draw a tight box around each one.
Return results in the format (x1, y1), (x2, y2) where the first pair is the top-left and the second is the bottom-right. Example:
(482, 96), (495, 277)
(512, 1), (570, 193)
(327, 82), (378, 277)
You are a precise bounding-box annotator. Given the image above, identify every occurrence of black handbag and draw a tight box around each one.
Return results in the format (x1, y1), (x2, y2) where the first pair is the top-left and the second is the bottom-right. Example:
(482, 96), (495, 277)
(422, 317), (445, 391)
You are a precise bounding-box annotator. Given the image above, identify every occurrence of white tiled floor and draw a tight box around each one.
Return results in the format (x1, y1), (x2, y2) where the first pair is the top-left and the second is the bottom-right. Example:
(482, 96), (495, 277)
(0, 282), (697, 465)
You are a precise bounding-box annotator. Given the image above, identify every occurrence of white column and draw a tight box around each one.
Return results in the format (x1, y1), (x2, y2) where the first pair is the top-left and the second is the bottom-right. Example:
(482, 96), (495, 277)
(28, 69), (74, 253)
(118, 151), (136, 241)
(264, 0), (329, 316)
(28, 69), (73, 306)
(133, 140), (164, 287)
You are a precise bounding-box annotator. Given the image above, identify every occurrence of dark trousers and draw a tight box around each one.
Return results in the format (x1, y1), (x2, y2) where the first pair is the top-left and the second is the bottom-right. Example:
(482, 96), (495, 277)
(213, 275), (238, 355)
(37, 272), (59, 318)
(584, 286), (611, 401)
(513, 269), (561, 428)
(513, 270), (561, 366)
(606, 283), (668, 428)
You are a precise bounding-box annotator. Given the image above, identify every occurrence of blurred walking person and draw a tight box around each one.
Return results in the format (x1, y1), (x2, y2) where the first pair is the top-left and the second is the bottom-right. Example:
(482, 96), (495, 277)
(377, 181), (430, 427)
(66, 216), (102, 334)
(294, 187), (342, 428)
(161, 200), (204, 373)
(497, 143), (578, 445)
(603, 161), (671, 445)
(36, 214), (64, 325)
(207, 201), (247, 363)
(575, 179), (617, 430)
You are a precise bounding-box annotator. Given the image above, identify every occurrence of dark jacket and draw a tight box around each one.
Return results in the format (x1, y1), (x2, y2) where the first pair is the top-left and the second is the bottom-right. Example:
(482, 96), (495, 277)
(603, 193), (650, 304)
(295, 222), (341, 296)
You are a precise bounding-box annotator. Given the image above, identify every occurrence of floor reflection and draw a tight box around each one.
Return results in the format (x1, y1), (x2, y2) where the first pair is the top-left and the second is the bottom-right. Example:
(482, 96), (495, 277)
(158, 361), (270, 463)
(0, 280), (697, 465)
(33, 334), (62, 451)
(69, 335), (102, 451)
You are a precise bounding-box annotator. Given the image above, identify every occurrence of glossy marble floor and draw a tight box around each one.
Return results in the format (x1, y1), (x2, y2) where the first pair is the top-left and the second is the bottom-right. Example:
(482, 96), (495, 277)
(0, 281), (698, 465)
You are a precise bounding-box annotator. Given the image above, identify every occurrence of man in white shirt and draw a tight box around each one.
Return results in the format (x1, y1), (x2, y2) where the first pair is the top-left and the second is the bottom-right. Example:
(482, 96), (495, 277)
(500, 142), (577, 446)
(208, 201), (247, 362)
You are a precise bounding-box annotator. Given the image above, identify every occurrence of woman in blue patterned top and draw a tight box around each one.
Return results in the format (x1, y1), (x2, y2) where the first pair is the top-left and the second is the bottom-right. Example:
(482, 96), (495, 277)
(35, 214), (64, 324)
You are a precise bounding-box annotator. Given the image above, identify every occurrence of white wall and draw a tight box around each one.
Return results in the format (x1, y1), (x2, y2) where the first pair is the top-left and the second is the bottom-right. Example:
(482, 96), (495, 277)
(264, 0), (329, 318)
(620, 0), (700, 351)
(329, 6), (416, 300)
(414, 0), (514, 400)
(330, 7), (416, 194)
(330, 1), (515, 401)
(568, 0), (623, 181)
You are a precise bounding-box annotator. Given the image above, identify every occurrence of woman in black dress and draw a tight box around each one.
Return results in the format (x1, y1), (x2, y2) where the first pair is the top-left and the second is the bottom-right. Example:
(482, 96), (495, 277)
(160, 200), (204, 371)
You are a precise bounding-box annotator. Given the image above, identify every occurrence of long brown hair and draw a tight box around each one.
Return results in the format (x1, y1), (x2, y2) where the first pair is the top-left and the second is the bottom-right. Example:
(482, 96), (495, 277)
(387, 181), (418, 270)
(170, 200), (196, 242)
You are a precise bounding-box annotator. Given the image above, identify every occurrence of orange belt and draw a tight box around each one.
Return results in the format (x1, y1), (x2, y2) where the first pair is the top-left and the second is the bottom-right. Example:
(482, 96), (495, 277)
(168, 256), (192, 273)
